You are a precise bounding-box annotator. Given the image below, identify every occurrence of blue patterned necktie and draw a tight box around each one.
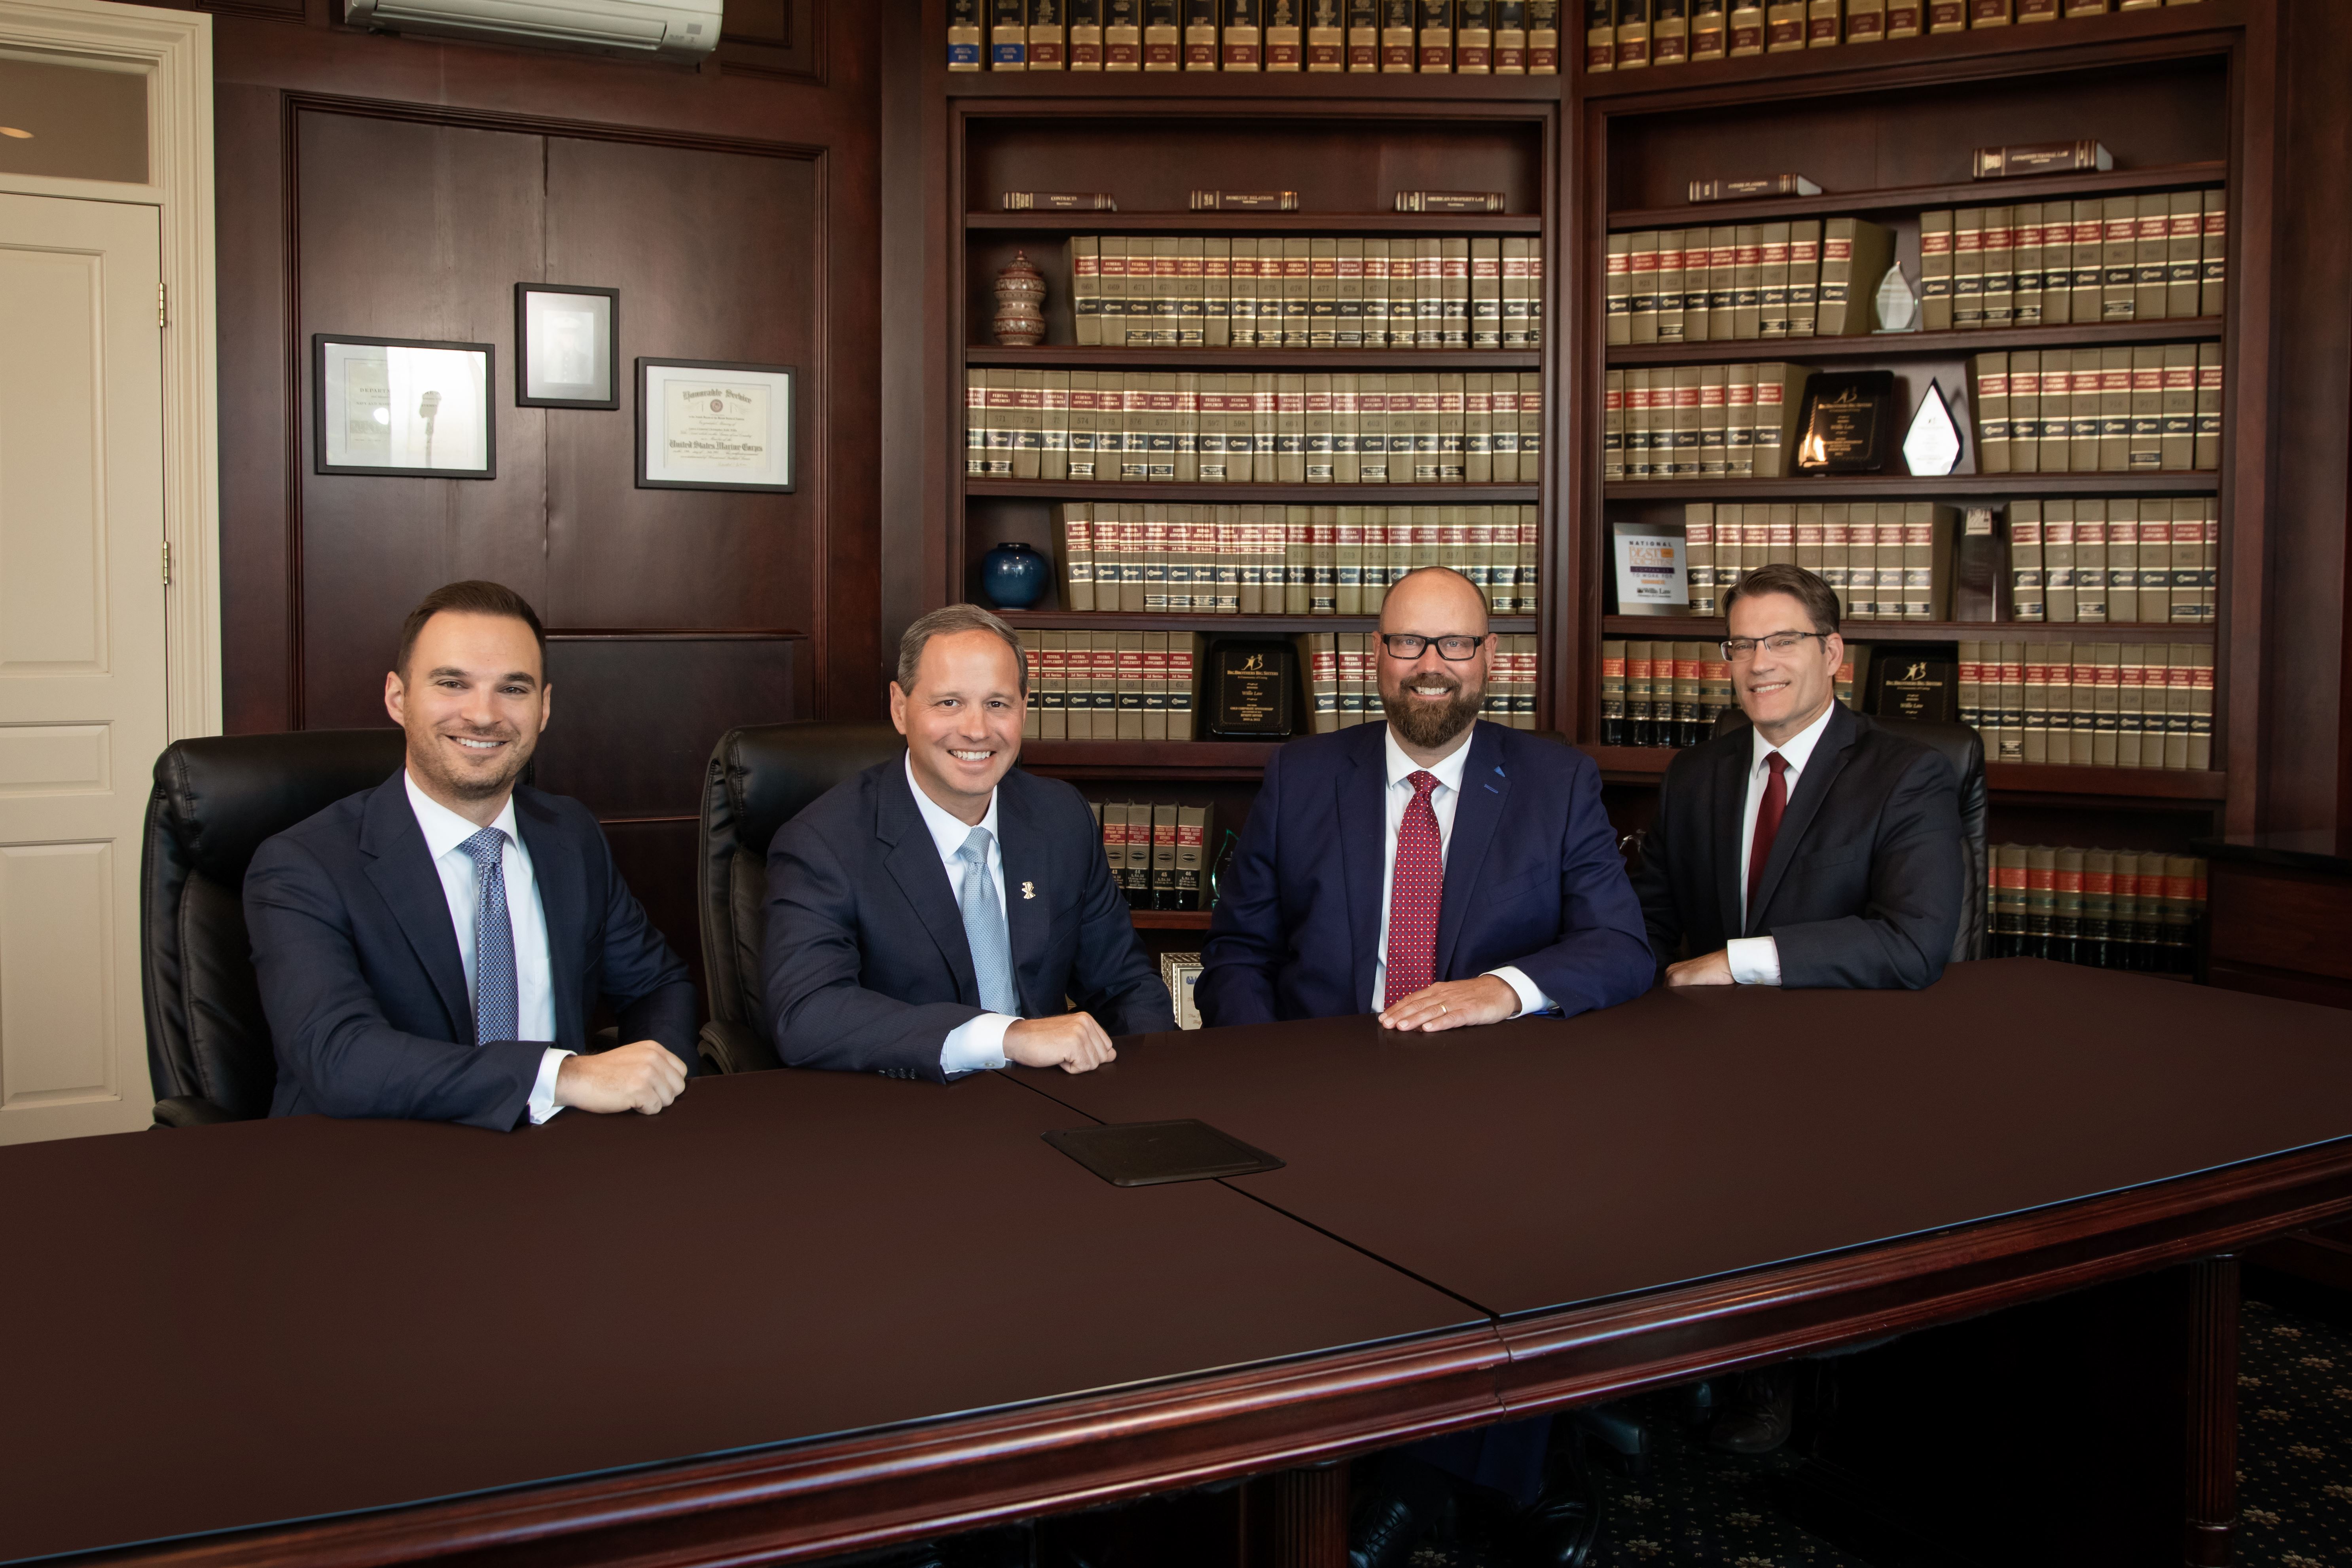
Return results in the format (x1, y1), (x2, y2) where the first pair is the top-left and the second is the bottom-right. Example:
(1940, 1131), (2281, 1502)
(461, 826), (518, 1046)
(956, 826), (1019, 1016)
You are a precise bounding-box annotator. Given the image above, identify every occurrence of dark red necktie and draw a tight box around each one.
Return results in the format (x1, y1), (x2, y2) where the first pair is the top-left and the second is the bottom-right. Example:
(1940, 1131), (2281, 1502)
(1384, 770), (1444, 1006)
(1746, 751), (1789, 921)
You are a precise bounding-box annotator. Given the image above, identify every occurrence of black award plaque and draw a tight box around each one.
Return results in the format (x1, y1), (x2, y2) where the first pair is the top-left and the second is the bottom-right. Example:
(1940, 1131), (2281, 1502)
(1794, 369), (1897, 473)
(1205, 639), (1297, 739)
(1869, 654), (1957, 724)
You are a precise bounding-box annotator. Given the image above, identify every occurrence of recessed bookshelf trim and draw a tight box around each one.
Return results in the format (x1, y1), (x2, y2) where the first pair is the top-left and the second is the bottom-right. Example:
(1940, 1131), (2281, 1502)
(968, 348), (1545, 370)
(953, 77), (1568, 106)
(1600, 616), (2217, 647)
(1604, 475), (2220, 502)
(1603, 319), (2223, 370)
(1007, 612), (1538, 634)
(1585, 745), (2226, 802)
(1603, 161), (2230, 230)
(972, 481), (1542, 504)
(968, 212), (1544, 235)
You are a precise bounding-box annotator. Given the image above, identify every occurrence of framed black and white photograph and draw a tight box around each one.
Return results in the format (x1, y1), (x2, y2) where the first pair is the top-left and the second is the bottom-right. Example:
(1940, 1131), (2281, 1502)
(313, 335), (495, 478)
(635, 357), (797, 493)
(516, 284), (619, 409)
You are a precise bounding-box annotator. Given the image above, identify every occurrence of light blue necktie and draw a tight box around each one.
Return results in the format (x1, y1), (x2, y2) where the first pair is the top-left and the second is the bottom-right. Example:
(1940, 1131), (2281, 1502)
(461, 826), (518, 1046)
(957, 826), (1019, 1016)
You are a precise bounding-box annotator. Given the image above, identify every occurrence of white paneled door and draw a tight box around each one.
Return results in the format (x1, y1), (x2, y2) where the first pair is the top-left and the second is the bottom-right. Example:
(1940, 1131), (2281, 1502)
(0, 193), (168, 1143)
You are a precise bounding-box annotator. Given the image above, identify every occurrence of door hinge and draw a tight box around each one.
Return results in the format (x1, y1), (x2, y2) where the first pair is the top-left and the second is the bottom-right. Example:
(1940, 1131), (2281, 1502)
(158, 284), (167, 327)
(161, 541), (172, 586)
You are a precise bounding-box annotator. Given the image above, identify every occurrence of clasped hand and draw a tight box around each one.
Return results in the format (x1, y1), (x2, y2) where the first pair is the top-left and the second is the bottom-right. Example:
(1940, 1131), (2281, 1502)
(555, 1040), (688, 1115)
(1004, 1012), (1117, 1073)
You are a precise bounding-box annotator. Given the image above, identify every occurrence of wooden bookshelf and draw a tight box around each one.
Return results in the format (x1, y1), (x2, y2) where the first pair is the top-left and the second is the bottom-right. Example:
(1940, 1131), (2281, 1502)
(1601, 615), (2218, 646)
(1005, 611), (1537, 634)
(1602, 160), (2231, 230)
(969, 480), (1542, 503)
(1602, 474), (2219, 501)
(1603, 318), (2221, 368)
(968, 347), (1542, 370)
(1131, 910), (1214, 931)
(967, 213), (1543, 235)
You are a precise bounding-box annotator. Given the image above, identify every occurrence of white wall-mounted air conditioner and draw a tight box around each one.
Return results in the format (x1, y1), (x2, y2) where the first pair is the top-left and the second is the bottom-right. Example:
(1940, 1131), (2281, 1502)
(344, 0), (719, 65)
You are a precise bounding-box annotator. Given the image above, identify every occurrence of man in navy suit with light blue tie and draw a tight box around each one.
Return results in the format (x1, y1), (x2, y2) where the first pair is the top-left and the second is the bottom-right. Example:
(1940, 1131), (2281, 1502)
(1198, 565), (1652, 1568)
(246, 581), (697, 1131)
(762, 604), (1171, 1081)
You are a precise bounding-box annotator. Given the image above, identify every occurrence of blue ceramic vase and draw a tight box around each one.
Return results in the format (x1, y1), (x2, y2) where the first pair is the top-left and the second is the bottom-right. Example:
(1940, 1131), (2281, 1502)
(981, 540), (1049, 609)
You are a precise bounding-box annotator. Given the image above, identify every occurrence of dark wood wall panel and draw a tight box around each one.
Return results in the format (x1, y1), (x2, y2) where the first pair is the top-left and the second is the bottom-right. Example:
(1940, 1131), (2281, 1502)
(532, 635), (810, 818)
(542, 140), (819, 635)
(295, 111), (555, 728)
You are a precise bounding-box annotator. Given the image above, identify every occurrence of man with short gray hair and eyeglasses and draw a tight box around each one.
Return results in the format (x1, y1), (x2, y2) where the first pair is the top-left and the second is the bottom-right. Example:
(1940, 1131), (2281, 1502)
(1630, 562), (1963, 994)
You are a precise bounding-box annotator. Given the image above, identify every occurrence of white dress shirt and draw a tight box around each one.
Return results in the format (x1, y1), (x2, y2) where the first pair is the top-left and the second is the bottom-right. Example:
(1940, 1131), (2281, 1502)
(403, 774), (569, 1122)
(1726, 700), (1839, 987)
(904, 753), (1019, 1075)
(1370, 726), (1550, 1016)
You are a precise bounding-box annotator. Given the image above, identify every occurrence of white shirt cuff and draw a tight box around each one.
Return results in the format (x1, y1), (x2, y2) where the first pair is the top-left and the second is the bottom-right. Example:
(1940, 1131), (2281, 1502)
(1725, 936), (1783, 987)
(528, 1048), (574, 1124)
(940, 1012), (1018, 1075)
(1486, 966), (1553, 1018)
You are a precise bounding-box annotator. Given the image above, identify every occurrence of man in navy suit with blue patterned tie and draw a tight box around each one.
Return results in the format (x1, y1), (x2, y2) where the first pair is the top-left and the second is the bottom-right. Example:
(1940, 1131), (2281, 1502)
(762, 605), (1171, 1080)
(246, 581), (697, 1130)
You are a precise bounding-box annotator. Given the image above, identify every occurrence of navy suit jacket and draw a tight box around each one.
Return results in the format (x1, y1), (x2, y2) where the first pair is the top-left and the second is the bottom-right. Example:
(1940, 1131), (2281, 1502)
(1197, 721), (1654, 1027)
(246, 770), (697, 1131)
(1630, 703), (1963, 989)
(763, 757), (1173, 1081)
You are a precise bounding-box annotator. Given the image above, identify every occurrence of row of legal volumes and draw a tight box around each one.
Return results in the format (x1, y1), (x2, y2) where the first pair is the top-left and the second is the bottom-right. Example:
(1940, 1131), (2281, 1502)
(1585, 0), (2208, 70)
(1985, 844), (2204, 973)
(1066, 236), (1541, 351)
(950, 2), (1569, 74)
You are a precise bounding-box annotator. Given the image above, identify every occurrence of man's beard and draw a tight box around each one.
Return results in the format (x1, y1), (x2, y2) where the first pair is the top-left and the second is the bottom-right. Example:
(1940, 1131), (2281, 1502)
(414, 728), (532, 801)
(1385, 670), (1484, 750)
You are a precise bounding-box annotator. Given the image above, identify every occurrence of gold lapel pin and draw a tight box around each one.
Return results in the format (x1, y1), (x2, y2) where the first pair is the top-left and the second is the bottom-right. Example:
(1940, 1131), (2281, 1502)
(1022, 881), (1036, 899)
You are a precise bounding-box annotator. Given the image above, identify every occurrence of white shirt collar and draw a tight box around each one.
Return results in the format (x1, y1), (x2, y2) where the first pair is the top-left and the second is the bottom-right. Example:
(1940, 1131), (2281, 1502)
(1749, 700), (1839, 781)
(404, 770), (521, 860)
(1383, 721), (1477, 794)
(905, 750), (1001, 863)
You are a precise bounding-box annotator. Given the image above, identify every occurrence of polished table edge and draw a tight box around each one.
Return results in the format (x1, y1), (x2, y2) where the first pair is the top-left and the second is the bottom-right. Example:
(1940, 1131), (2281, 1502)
(63, 1138), (2352, 1568)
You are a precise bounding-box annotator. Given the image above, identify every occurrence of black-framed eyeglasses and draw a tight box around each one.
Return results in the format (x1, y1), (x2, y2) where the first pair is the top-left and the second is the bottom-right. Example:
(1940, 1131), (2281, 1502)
(1719, 630), (1830, 662)
(1378, 632), (1488, 661)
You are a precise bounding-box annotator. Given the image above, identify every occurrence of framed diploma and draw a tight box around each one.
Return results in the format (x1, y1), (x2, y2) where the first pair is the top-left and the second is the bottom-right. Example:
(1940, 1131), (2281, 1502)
(516, 284), (618, 409)
(635, 358), (797, 493)
(313, 335), (495, 478)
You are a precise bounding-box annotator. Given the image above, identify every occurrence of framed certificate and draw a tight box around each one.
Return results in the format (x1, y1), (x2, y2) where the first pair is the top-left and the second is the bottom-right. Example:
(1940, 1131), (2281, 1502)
(313, 335), (495, 478)
(516, 284), (619, 409)
(634, 358), (797, 493)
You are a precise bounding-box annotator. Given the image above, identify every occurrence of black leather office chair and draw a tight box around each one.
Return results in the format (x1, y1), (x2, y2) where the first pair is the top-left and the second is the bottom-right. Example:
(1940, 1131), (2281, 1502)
(1707, 707), (1988, 962)
(142, 729), (409, 1127)
(698, 720), (906, 1075)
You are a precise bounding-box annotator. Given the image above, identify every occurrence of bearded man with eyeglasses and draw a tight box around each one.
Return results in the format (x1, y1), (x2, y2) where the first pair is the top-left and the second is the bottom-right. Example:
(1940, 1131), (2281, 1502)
(1630, 561), (1963, 996)
(1198, 565), (1651, 1568)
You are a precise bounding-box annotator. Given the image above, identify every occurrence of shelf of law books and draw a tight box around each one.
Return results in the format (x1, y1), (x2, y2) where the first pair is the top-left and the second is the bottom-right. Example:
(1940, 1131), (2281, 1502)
(1577, 13), (2245, 856)
(953, 95), (1559, 768)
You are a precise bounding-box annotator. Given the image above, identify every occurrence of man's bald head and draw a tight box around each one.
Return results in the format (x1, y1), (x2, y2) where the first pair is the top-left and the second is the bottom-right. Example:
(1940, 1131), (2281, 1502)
(1380, 565), (1491, 635)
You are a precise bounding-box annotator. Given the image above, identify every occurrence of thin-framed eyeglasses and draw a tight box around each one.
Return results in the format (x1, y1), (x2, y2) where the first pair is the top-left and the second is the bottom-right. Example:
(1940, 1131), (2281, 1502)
(1719, 630), (1830, 662)
(1378, 632), (1488, 661)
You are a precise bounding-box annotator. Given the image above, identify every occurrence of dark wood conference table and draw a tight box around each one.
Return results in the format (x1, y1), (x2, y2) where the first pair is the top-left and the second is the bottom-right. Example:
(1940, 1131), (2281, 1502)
(9, 959), (2352, 1568)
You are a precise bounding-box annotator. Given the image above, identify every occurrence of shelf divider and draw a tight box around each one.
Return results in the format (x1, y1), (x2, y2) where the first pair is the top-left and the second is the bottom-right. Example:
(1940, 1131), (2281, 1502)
(1604, 318), (2221, 369)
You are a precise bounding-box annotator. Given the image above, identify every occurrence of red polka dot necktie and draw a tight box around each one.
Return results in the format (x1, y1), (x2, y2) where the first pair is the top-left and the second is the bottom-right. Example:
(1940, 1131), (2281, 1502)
(1384, 770), (1444, 1007)
(1747, 751), (1789, 922)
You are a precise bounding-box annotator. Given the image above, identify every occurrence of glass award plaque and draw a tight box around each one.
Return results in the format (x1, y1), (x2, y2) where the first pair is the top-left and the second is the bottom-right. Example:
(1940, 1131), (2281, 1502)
(1794, 370), (1897, 473)
(1903, 377), (1964, 476)
(1869, 654), (1958, 724)
(1204, 639), (1297, 738)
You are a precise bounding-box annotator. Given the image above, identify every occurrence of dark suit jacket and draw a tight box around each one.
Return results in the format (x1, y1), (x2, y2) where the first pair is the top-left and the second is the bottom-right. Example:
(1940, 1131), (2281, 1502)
(1196, 721), (1653, 1026)
(763, 757), (1173, 1081)
(245, 771), (697, 1131)
(1630, 703), (1963, 990)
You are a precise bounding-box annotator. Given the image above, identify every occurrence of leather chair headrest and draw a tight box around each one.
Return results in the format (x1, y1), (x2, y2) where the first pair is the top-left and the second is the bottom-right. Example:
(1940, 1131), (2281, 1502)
(152, 730), (410, 884)
(715, 721), (908, 863)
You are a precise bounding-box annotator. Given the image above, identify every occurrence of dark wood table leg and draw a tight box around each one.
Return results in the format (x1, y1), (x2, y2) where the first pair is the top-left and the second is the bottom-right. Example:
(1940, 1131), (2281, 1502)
(2183, 1254), (2239, 1568)
(1248, 1460), (1349, 1568)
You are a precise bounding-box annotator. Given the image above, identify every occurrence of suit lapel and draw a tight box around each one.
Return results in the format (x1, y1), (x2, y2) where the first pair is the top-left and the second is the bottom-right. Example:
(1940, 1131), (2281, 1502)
(358, 770), (474, 1043)
(1711, 739), (1749, 942)
(514, 789), (584, 1049)
(1433, 722), (1508, 980)
(878, 762), (982, 1004)
(995, 774), (1052, 1014)
(1334, 724), (1387, 1013)
(1747, 704), (1858, 934)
